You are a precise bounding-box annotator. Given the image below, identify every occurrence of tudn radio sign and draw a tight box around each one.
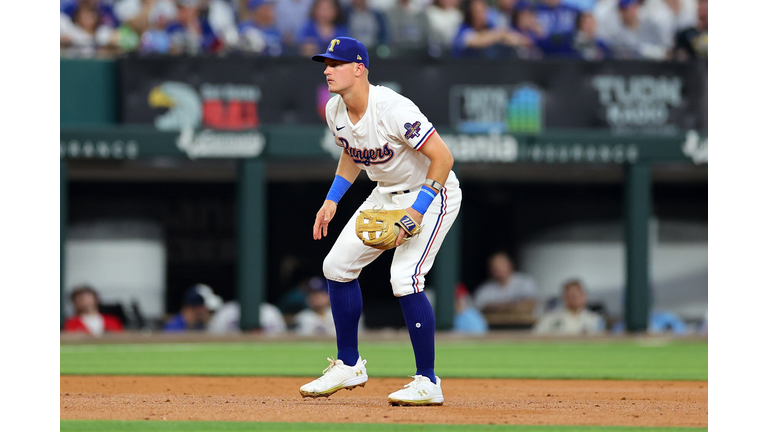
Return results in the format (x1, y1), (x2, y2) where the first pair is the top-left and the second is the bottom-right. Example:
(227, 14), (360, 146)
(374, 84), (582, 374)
(591, 75), (682, 135)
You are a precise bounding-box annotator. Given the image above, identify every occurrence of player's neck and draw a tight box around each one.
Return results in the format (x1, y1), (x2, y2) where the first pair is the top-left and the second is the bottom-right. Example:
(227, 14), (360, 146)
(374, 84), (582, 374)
(342, 82), (370, 125)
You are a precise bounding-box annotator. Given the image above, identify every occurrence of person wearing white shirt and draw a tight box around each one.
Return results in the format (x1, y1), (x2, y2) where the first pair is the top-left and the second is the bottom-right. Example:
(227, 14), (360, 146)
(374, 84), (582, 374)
(599, 0), (667, 59)
(473, 251), (538, 311)
(425, 0), (463, 48)
(639, 0), (696, 50)
(533, 279), (605, 336)
(207, 301), (288, 334)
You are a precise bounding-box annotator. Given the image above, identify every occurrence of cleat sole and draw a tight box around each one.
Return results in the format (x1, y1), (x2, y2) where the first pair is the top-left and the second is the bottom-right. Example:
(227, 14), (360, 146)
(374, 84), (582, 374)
(300, 381), (367, 399)
(388, 398), (444, 407)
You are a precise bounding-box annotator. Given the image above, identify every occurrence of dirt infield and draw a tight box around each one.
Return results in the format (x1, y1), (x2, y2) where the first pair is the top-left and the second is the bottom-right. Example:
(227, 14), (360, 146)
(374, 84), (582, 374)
(60, 376), (707, 427)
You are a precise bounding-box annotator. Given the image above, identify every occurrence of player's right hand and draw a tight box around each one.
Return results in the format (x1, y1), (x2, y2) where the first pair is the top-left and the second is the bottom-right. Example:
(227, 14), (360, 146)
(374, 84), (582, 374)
(313, 200), (338, 240)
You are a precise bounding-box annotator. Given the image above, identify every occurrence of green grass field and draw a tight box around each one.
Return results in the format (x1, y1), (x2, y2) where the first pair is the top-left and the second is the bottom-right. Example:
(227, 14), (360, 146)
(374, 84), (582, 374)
(60, 339), (707, 381)
(60, 339), (707, 431)
(59, 420), (708, 432)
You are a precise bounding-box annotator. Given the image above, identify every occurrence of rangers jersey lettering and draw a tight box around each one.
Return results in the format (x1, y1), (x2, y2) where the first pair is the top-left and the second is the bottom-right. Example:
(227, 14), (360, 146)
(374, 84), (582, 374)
(326, 85), (437, 194)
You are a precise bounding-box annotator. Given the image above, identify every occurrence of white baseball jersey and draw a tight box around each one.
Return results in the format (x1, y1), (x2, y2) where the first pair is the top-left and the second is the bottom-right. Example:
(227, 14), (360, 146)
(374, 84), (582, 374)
(321, 84), (462, 297)
(325, 85), (437, 194)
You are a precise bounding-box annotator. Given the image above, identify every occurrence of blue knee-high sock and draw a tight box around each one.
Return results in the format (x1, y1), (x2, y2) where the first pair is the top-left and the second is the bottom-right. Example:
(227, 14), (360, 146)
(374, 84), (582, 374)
(399, 292), (437, 384)
(327, 279), (363, 366)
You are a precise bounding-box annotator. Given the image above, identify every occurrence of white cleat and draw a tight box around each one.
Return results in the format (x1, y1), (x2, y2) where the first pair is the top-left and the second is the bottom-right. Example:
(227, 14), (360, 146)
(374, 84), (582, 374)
(388, 375), (444, 406)
(299, 357), (368, 398)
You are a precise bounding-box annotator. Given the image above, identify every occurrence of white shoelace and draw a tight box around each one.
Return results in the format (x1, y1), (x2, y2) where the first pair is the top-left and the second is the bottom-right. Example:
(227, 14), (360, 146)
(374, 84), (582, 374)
(322, 358), (339, 375)
(402, 375), (427, 388)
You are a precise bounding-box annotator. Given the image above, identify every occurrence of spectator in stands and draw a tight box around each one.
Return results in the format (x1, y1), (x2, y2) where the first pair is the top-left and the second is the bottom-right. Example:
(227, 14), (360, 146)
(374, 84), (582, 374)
(385, 0), (430, 55)
(648, 310), (688, 335)
(671, 0), (706, 61)
(201, 0), (240, 50)
(62, 0), (121, 28)
(166, 0), (223, 55)
(453, 283), (488, 334)
(345, 0), (389, 52)
(208, 301), (288, 334)
(275, 0), (316, 53)
(239, 0), (284, 55)
(425, 0), (463, 52)
(113, 0), (178, 53)
(571, 11), (610, 60)
(163, 285), (213, 331)
(534, 0), (580, 56)
(201, 283), (288, 334)
(533, 279), (605, 335)
(138, 11), (176, 53)
(487, 0), (517, 30)
(114, 0), (177, 35)
(451, 0), (529, 58)
(63, 285), (125, 336)
(294, 277), (338, 336)
(641, 0), (697, 50)
(60, 2), (121, 57)
(510, 1), (544, 58)
(593, 0), (619, 40)
(297, 0), (348, 57)
(473, 251), (538, 312)
(600, 0), (667, 59)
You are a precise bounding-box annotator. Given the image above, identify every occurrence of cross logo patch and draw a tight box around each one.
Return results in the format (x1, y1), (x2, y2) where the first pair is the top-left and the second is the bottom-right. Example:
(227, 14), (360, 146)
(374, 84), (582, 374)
(356, 371), (364, 376)
(418, 389), (428, 397)
(404, 121), (422, 140)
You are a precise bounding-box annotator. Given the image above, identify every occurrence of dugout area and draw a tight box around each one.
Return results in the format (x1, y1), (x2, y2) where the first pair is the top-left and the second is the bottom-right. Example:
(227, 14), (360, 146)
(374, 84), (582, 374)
(64, 158), (706, 331)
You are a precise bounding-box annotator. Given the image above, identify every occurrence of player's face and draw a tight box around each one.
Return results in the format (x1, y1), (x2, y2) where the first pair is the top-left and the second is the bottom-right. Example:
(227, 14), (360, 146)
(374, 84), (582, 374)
(323, 59), (356, 93)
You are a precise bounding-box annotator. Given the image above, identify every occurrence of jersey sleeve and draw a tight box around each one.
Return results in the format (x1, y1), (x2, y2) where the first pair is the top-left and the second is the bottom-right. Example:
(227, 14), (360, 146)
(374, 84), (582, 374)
(384, 96), (436, 151)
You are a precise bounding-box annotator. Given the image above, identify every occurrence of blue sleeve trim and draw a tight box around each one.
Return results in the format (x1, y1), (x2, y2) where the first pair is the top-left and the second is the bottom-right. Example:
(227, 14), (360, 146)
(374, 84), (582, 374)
(325, 175), (352, 204)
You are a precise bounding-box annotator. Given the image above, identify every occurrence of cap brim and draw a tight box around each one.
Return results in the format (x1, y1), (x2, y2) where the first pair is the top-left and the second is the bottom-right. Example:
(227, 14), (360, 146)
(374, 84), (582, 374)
(311, 53), (354, 64)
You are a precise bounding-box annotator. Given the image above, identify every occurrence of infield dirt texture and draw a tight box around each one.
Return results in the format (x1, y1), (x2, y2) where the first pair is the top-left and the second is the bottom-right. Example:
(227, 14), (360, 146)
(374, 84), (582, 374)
(59, 336), (708, 431)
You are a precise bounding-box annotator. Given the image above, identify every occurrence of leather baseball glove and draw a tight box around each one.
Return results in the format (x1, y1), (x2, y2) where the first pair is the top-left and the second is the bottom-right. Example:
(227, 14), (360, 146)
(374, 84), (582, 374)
(355, 208), (422, 250)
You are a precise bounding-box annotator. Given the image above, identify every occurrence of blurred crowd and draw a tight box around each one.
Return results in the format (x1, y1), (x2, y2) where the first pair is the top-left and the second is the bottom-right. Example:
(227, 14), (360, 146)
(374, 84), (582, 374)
(62, 278), (348, 337)
(63, 251), (707, 337)
(60, 0), (707, 60)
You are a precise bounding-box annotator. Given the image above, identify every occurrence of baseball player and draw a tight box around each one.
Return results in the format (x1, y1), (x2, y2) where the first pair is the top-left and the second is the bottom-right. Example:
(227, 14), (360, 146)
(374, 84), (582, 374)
(299, 37), (462, 406)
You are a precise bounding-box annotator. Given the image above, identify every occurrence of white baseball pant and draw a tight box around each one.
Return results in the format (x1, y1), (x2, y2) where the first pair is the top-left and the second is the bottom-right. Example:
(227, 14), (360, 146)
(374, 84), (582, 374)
(323, 171), (462, 297)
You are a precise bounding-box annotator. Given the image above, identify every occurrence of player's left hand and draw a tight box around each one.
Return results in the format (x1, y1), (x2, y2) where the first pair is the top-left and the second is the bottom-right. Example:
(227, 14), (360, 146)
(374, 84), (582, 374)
(396, 207), (424, 247)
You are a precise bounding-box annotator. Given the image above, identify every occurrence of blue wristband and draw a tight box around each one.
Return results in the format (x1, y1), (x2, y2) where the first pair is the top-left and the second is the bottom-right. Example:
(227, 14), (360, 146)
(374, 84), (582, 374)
(411, 185), (438, 215)
(325, 175), (352, 204)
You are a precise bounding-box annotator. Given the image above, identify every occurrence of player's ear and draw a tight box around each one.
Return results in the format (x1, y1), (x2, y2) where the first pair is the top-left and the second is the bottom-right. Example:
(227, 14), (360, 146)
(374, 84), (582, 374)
(355, 63), (366, 78)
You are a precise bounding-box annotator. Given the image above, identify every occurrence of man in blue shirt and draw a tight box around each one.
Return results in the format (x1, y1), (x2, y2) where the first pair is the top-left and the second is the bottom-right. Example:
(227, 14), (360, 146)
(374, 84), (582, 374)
(239, 0), (284, 56)
(164, 286), (211, 332)
(534, 0), (580, 56)
(166, 0), (221, 55)
(61, 0), (120, 28)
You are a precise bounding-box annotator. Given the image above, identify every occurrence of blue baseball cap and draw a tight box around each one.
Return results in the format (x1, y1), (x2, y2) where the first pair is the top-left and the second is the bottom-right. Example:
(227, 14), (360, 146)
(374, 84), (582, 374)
(619, 0), (637, 9)
(183, 287), (205, 306)
(311, 37), (369, 69)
